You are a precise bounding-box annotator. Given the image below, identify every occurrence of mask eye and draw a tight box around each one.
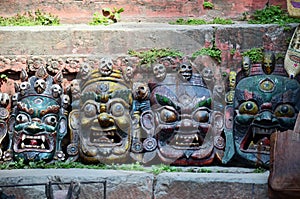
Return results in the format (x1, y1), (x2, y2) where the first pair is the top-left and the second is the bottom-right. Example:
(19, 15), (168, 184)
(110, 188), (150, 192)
(160, 108), (177, 123)
(111, 103), (124, 117)
(44, 115), (57, 127)
(274, 104), (295, 117)
(16, 113), (29, 124)
(239, 101), (259, 115)
(83, 103), (97, 118)
(193, 109), (210, 123)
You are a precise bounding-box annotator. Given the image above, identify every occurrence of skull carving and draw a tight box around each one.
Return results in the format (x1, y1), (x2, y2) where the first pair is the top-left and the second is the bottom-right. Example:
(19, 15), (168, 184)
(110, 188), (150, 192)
(19, 82), (30, 96)
(134, 83), (150, 101)
(262, 51), (275, 75)
(99, 57), (113, 76)
(242, 56), (251, 77)
(153, 64), (166, 81)
(202, 67), (214, 83)
(12, 93), (18, 107)
(62, 95), (70, 109)
(70, 79), (81, 101)
(34, 79), (46, 94)
(201, 67), (215, 90)
(0, 93), (9, 107)
(124, 66), (134, 82)
(178, 61), (193, 81)
(79, 62), (91, 80)
(51, 84), (62, 98)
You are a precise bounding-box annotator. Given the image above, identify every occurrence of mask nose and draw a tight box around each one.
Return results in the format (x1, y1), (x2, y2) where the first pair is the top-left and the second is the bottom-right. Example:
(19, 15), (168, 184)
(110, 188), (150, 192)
(255, 111), (278, 125)
(98, 113), (114, 128)
(25, 121), (44, 133)
(175, 117), (197, 132)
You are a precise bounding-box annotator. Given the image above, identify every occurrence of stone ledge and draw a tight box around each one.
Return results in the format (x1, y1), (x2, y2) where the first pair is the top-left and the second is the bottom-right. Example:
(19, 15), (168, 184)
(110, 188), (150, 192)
(0, 168), (269, 199)
(0, 23), (296, 57)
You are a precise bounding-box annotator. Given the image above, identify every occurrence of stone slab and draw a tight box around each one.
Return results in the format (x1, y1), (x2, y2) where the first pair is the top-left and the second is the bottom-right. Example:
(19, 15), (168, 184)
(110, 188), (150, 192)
(0, 23), (296, 58)
(0, 169), (153, 199)
(0, 168), (269, 199)
(154, 171), (269, 199)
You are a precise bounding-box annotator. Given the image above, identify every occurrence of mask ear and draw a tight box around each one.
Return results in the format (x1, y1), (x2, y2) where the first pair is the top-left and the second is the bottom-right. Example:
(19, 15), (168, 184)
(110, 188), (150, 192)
(211, 111), (224, 131)
(140, 110), (155, 135)
(58, 116), (67, 138)
(69, 110), (80, 131)
(0, 122), (7, 154)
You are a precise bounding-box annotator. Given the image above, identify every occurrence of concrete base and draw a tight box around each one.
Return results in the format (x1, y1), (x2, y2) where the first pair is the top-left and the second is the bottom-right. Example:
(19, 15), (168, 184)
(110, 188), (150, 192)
(0, 168), (269, 199)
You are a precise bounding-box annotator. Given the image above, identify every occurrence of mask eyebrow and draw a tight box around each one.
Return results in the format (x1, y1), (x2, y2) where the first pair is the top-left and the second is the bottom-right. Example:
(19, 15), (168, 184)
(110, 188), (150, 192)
(155, 94), (179, 110)
(195, 97), (212, 108)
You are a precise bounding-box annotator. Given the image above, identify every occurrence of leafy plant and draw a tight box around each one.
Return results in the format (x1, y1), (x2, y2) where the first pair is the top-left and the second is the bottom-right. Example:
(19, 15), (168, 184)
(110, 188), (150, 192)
(192, 45), (222, 63)
(211, 17), (233, 25)
(242, 48), (263, 63)
(203, 1), (214, 9)
(151, 164), (183, 175)
(128, 48), (183, 66)
(197, 168), (212, 173)
(0, 10), (60, 26)
(253, 167), (267, 173)
(169, 17), (233, 25)
(247, 5), (300, 25)
(230, 49), (236, 55)
(169, 18), (206, 25)
(90, 7), (124, 25)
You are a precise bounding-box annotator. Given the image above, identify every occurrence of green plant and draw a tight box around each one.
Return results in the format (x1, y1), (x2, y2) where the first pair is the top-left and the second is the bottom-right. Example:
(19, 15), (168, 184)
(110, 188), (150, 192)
(0, 10), (60, 26)
(169, 18), (207, 25)
(211, 17), (233, 25)
(169, 17), (233, 25)
(192, 45), (222, 63)
(197, 168), (212, 173)
(242, 48), (263, 63)
(203, 1), (214, 9)
(230, 49), (236, 55)
(128, 48), (183, 66)
(253, 167), (267, 173)
(89, 7), (124, 25)
(247, 5), (300, 25)
(151, 164), (183, 175)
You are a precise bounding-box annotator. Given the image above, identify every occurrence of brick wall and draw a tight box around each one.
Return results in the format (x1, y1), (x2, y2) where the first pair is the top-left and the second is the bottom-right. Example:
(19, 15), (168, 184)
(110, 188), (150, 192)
(0, 0), (287, 24)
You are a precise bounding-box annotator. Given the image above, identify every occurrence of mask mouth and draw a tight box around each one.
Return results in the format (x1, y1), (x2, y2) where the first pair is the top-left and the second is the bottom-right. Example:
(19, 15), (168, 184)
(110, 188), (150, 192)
(240, 125), (277, 154)
(90, 127), (123, 146)
(161, 130), (205, 150)
(181, 72), (192, 79)
(170, 132), (203, 150)
(15, 132), (53, 153)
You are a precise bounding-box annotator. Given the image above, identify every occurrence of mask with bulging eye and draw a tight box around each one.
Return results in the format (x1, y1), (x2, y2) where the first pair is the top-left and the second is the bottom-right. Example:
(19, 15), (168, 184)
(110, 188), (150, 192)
(140, 71), (224, 165)
(6, 66), (69, 163)
(227, 74), (300, 168)
(69, 68), (133, 164)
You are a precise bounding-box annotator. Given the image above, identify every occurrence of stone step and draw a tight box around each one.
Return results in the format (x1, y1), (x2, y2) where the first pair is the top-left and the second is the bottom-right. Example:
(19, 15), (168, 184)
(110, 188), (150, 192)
(0, 168), (269, 199)
(0, 23), (295, 58)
